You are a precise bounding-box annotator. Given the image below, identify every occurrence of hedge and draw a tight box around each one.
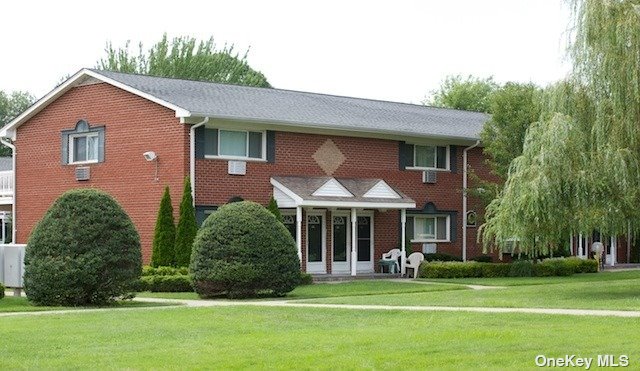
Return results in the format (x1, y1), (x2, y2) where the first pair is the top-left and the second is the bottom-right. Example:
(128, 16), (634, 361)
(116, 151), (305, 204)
(0, 283), (4, 299)
(138, 275), (193, 292)
(142, 266), (189, 276)
(423, 253), (462, 262)
(420, 257), (599, 279)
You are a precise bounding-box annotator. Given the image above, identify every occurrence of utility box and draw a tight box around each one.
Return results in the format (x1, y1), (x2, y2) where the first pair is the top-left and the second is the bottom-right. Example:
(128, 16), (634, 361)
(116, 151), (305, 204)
(0, 244), (26, 288)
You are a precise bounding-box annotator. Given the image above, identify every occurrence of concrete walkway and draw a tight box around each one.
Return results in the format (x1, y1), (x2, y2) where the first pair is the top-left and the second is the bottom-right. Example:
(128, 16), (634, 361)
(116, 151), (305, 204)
(3, 296), (638, 318)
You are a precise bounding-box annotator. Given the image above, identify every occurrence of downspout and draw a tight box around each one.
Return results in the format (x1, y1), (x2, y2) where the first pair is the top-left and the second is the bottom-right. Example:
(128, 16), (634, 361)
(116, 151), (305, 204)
(189, 117), (210, 207)
(462, 140), (481, 262)
(0, 138), (16, 244)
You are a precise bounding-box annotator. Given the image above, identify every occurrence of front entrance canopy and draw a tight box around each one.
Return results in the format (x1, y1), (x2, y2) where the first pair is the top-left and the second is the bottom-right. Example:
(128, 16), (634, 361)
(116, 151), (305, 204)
(271, 176), (416, 210)
(271, 176), (416, 276)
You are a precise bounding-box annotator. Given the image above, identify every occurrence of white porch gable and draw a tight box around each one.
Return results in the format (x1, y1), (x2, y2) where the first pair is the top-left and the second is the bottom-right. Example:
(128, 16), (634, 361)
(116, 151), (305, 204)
(363, 180), (400, 199)
(312, 178), (353, 197)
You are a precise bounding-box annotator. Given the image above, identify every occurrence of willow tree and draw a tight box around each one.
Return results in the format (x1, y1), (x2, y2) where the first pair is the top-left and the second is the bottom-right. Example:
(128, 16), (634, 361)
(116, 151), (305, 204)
(482, 0), (640, 256)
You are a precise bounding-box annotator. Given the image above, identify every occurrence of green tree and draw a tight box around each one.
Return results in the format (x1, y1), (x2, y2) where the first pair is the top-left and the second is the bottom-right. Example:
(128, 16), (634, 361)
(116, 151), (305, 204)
(0, 90), (34, 156)
(266, 196), (283, 223)
(98, 34), (271, 88)
(480, 82), (542, 180)
(425, 75), (497, 113)
(151, 187), (176, 267)
(481, 0), (640, 257)
(175, 177), (198, 267)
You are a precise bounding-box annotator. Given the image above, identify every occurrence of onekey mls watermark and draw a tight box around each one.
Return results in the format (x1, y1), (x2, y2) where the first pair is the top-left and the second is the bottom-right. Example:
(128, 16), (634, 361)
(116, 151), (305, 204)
(535, 355), (630, 369)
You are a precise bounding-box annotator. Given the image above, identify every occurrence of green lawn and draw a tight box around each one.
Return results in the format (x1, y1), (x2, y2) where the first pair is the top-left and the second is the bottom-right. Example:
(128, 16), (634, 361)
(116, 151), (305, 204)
(303, 271), (640, 310)
(0, 296), (177, 313)
(136, 280), (466, 300)
(0, 306), (638, 369)
(420, 269), (640, 286)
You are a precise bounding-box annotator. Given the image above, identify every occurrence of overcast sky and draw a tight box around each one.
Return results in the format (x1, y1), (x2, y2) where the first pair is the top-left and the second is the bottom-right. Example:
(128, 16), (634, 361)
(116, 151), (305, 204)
(1, 0), (571, 104)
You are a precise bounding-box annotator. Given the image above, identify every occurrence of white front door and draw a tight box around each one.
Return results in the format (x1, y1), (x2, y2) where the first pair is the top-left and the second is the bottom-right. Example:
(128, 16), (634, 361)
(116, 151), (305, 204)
(306, 211), (326, 273)
(331, 213), (351, 274)
(356, 213), (374, 273)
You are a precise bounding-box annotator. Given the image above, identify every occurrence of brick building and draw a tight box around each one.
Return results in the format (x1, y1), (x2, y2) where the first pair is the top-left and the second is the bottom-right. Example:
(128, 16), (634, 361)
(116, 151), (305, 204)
(1, 69), (502, 275)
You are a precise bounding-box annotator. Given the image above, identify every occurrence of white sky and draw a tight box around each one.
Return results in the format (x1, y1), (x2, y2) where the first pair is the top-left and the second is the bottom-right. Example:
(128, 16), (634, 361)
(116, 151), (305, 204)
(1, 0), (571, 104)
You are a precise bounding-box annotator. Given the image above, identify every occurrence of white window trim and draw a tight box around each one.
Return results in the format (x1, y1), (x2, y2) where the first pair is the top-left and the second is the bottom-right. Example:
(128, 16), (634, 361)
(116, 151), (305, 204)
(68, 132), (99, 165)
(204, 128), (267, 161)
(411, 215), (450, 243)
(406, 144), (450, 171)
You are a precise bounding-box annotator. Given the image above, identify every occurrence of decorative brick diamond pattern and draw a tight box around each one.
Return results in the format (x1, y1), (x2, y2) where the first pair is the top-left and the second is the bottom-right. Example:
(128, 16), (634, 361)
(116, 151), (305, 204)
(312, 139), (346, 175)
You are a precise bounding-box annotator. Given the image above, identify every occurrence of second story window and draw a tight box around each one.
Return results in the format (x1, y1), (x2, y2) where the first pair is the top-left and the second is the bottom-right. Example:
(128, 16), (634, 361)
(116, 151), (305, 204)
(61, 120), (105, 165)
(70, 133), (99, 163)
(203, 128), (265, 160)
(414, 145), (448, 170)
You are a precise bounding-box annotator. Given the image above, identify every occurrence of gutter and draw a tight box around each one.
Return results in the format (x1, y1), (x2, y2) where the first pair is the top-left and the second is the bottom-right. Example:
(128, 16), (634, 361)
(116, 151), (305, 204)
(462, 140), (481, 262)
(0, 138), (16, 244)
(189, 117), (210, 206)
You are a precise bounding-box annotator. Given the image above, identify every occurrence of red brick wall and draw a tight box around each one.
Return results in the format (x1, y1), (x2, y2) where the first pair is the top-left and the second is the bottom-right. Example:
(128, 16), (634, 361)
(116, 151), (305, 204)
(15, 83), (189, 262)
(15, 83), (498, 268)
(196, 131), (498, 269)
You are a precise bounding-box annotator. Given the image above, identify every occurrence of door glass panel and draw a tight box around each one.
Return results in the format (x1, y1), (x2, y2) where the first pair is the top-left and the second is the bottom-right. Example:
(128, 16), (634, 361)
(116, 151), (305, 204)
(282, 215), (296, 241)
(333, 216), (347, 262)
(307, 215), (322, 262)
(357, 216), (371, 262)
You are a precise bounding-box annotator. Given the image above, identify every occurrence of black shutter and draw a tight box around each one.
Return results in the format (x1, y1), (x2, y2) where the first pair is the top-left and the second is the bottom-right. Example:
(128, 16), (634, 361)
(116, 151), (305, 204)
(195, 126), (205, 159)
(266, 130), (276, 163)
(405, 216), (414, 241)
(449, 212), (457, 242)
(399, 142), (414, 170)
(450, 146), (458, 173)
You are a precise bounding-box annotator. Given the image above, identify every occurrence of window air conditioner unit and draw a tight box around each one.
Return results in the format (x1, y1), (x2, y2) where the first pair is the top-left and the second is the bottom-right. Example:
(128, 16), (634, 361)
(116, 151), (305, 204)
(75, 166), (90, 181)
(422, 243), (437, 254)
(228, 160), (247, 175)
(422, 170), (437, 184)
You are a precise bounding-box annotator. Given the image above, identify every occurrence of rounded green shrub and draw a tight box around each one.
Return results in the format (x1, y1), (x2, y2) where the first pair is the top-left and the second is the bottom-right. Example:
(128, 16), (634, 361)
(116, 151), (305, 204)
(24, 189), (142, 306)
(0, 283), (4, 300)
(190, 201), (300, 298)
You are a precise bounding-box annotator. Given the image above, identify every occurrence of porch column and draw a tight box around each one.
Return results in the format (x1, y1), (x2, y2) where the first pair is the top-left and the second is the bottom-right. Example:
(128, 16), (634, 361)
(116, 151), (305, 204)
(351, 208), (357, 276)
(400, 209), (406, 275)
(611, 236), (617, 266)
(296, 206), (302, 263)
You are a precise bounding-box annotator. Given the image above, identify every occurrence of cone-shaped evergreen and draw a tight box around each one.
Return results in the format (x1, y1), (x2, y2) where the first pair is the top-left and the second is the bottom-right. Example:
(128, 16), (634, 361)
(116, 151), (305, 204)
(267, 196), (283, 222)
(175, 177), (198, 267)
(151, 186), (176, 267)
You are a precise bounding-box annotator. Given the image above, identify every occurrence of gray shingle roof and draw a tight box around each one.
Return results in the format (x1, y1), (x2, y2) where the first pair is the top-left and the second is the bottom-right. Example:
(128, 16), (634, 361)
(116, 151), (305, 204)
(91, 69), (488, 141)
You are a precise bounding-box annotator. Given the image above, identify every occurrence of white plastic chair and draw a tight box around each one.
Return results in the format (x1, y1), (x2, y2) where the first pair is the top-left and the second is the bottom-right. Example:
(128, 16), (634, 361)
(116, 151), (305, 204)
(405, 252), (425, 278)
(380, 248), (402, 274)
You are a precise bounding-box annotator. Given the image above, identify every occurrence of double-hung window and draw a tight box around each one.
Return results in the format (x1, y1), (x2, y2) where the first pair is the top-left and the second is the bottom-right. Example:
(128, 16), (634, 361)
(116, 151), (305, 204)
(414, 145), (448, 170)
(61, 120), (105, 165)
(70, 132), (99, 163)
(413, 215), (449, 242)
(204, 128), (265, 160)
